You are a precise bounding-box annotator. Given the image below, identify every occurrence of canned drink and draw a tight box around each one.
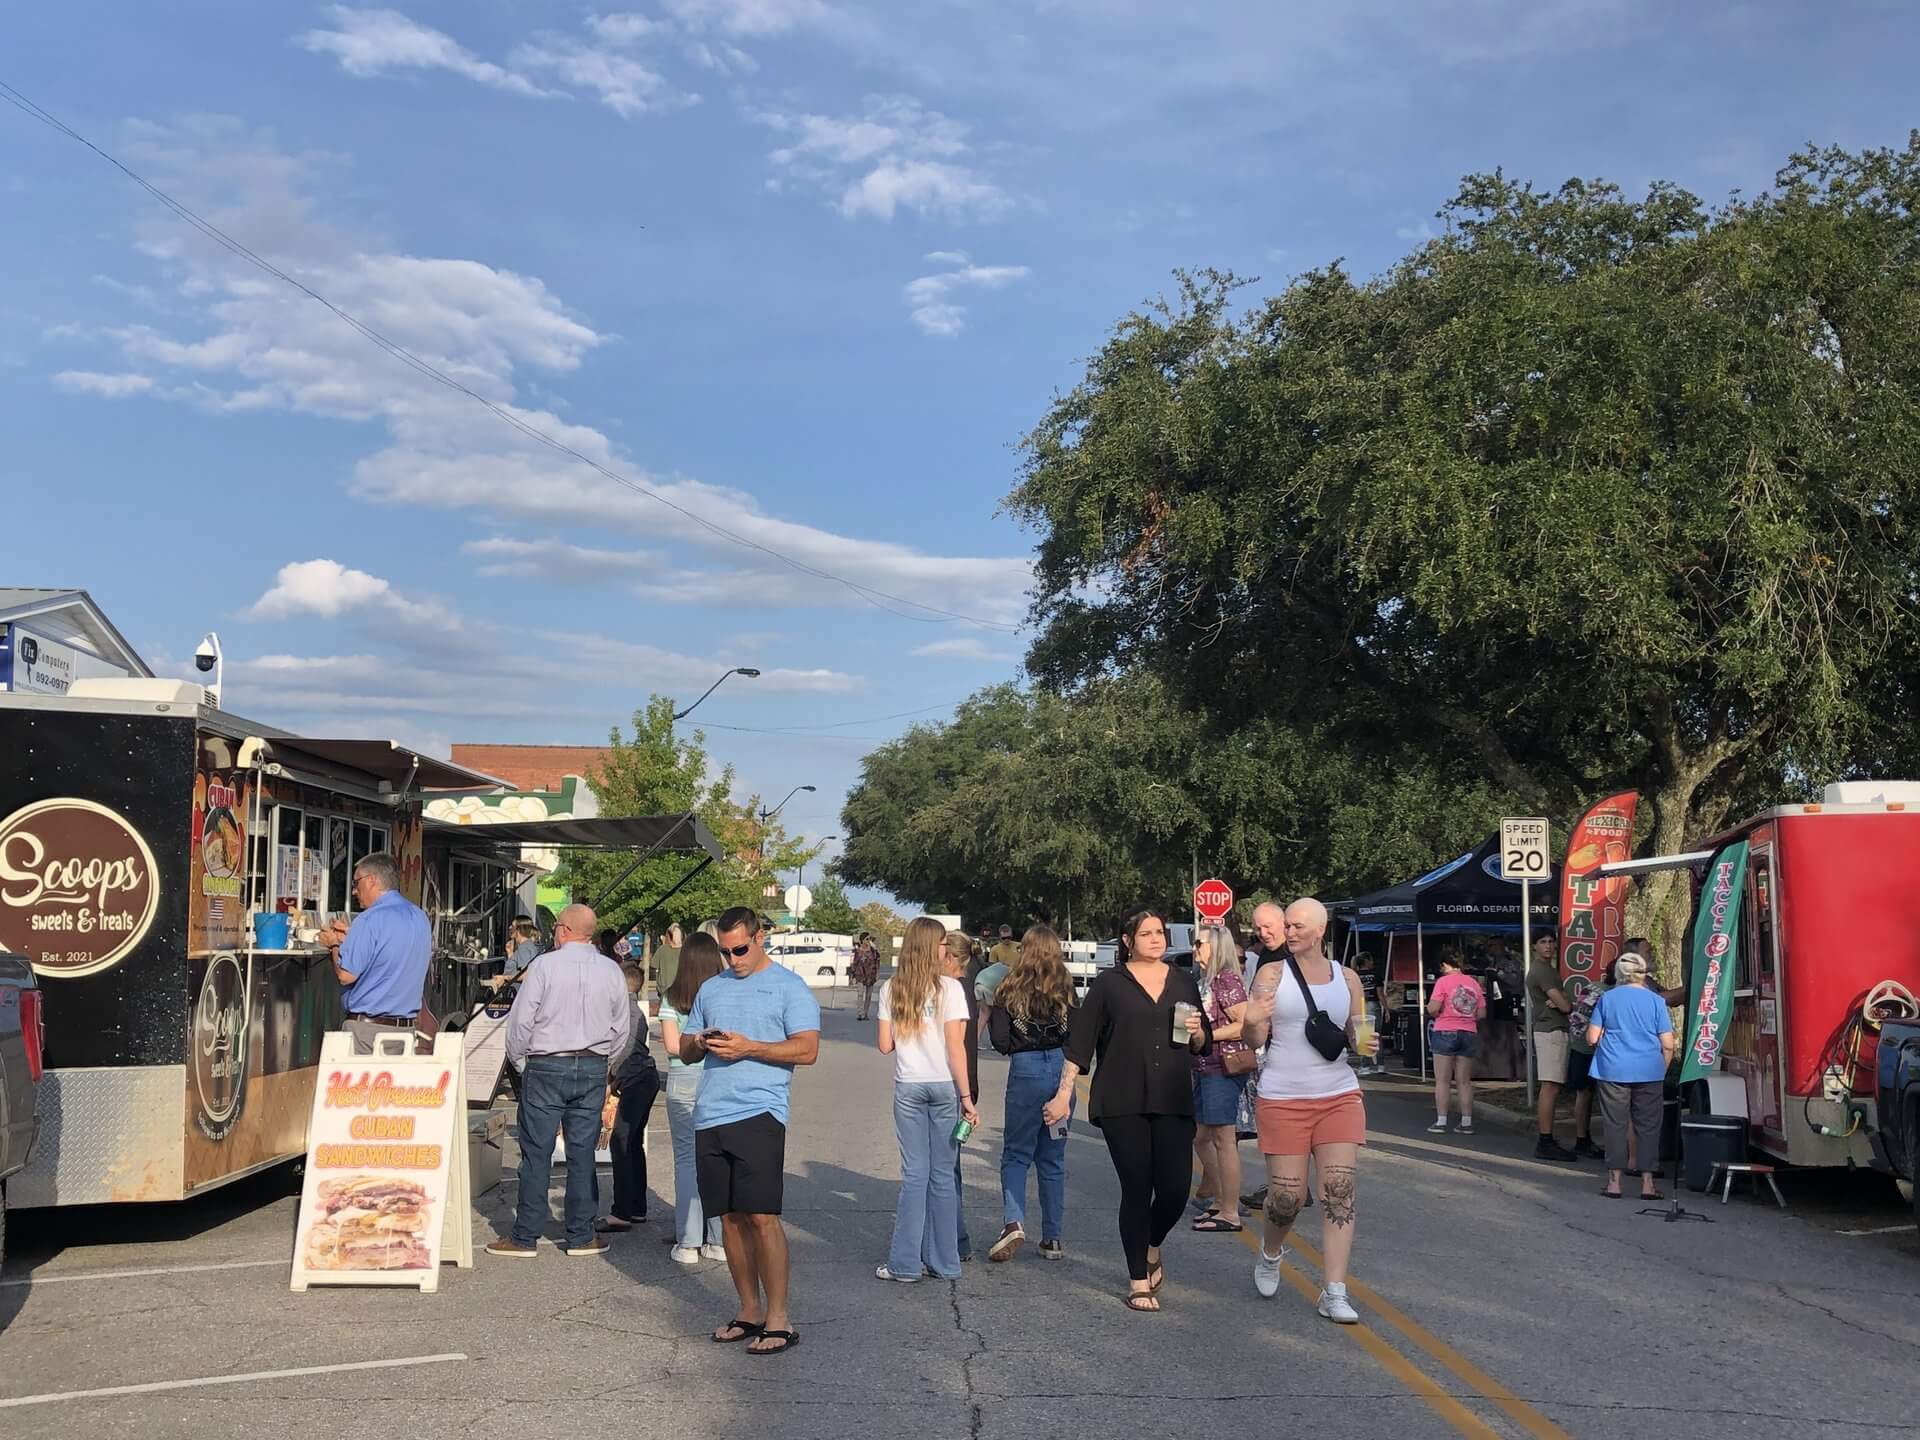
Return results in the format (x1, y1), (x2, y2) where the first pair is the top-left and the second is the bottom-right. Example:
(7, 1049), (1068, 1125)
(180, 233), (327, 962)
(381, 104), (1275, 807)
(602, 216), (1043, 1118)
(952, 1116), (975, 1144)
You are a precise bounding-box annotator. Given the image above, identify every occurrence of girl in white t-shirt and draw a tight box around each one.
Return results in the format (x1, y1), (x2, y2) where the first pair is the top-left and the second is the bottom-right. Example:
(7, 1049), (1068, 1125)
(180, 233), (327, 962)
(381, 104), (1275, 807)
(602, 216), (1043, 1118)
(875, 916), (979, 1282)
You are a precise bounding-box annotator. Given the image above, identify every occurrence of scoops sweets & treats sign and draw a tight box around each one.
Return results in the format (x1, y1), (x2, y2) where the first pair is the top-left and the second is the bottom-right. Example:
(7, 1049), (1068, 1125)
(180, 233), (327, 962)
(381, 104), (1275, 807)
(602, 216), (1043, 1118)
(0, 797), (160, 977)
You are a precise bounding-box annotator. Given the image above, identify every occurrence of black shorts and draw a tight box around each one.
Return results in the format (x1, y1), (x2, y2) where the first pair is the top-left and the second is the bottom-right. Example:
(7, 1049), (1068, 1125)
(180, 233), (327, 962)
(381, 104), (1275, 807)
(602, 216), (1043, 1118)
(1567, 1048), (1595, 1093)
(696, 1112), (788, 1217)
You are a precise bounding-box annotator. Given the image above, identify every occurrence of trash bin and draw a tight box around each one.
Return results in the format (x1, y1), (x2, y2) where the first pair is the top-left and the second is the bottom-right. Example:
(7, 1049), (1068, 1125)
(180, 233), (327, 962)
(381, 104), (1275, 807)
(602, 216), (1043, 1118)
(1680, 1115), (1749, 1191)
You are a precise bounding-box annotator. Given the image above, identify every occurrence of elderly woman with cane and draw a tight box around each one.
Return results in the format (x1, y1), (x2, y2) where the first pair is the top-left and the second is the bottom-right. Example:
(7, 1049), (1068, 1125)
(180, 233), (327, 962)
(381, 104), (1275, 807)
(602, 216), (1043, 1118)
(1586, 951), (1676, 1201)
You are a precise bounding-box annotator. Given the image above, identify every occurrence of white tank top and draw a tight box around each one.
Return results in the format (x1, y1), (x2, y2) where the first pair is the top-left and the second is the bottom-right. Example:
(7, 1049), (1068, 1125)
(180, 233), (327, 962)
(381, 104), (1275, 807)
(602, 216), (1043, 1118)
(1256, 957), (1360, 1101)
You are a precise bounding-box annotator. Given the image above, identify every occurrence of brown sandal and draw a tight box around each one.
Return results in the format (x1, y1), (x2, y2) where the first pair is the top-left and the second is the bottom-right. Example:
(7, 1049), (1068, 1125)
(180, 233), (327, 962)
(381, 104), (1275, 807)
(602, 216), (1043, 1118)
(1125, 1289), (1160, 1313)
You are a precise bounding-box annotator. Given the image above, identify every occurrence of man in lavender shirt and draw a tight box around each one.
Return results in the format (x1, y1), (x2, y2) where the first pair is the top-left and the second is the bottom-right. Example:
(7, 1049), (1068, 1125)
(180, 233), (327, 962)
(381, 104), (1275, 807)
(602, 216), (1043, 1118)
(487, 903), (634, 1259)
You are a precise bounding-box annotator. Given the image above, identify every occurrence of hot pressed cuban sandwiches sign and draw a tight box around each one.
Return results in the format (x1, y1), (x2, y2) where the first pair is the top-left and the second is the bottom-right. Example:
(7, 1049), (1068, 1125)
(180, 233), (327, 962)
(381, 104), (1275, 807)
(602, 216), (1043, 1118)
(291, 1031), (471, 1293)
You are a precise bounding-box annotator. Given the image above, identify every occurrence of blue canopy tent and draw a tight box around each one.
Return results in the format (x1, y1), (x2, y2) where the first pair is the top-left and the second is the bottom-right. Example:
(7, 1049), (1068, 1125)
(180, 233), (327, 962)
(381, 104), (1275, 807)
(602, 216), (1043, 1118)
(1331, 832), (1559, 1077)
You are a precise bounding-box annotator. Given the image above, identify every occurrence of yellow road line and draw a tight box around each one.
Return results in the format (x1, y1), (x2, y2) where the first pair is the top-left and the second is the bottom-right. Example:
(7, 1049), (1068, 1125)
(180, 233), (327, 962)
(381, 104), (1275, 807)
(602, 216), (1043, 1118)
(1072, 1077), (1565, 1438)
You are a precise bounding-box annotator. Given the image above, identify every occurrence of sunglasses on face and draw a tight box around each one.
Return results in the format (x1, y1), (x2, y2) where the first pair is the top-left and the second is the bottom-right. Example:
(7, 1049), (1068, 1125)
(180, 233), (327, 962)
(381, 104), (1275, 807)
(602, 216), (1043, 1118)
(723, 941), (754, 958)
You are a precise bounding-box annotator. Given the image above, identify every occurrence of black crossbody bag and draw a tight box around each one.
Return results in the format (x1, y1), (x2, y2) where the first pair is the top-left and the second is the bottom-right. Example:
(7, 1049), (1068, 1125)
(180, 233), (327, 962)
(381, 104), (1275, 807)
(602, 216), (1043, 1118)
(1287, 955), (1350, 1062)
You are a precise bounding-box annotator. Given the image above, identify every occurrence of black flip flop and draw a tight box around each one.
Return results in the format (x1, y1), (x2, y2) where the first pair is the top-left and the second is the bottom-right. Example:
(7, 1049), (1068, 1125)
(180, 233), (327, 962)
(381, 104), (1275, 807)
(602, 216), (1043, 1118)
(1192, 1215), (1244, 1232)
(1600, 1189), (1622, 1200)
(749, 1328), (800, 1355)
(713, 1318), (765, 1344)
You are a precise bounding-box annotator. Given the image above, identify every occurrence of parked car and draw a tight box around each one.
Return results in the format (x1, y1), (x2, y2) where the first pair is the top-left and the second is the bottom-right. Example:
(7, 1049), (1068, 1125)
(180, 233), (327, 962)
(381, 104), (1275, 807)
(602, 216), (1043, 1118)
(1871, 1016), (1920, 1233)
(0, 953), (45, 1266)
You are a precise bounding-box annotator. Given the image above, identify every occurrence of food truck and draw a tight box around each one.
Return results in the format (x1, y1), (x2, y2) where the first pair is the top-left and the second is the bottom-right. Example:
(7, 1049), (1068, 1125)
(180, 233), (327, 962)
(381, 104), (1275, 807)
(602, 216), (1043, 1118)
(0, 681), (525, 1209)
(1604, 782), (1920, 1169)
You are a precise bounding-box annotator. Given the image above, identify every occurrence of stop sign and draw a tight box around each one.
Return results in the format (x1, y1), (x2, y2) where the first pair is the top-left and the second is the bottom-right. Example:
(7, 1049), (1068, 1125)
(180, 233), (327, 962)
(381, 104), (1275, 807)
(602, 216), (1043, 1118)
(1194, 878), (1234, 922)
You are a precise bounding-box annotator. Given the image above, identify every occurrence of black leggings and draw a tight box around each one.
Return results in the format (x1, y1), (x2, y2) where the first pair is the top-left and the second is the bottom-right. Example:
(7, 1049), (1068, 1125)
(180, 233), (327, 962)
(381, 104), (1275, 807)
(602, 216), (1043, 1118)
(1100, 1112), (1197, 1281)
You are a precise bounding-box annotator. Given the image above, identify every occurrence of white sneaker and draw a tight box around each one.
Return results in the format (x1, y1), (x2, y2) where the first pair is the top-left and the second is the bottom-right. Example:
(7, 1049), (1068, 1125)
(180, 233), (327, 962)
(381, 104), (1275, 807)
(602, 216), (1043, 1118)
(700, 1243), (727, 1263)
(874, 1263), (921, 1284)
(1253, 1246), (1286, 1298)
(1427, 1118), (1449, 1133)
(671, 1245), (701, 1265)
(1318, 1283), (1360, 1324)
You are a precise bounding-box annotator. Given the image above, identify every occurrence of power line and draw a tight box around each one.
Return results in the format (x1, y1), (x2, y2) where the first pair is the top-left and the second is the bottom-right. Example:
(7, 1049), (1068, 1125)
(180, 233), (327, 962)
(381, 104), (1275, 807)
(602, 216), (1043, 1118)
(0, 79), (1024, 635)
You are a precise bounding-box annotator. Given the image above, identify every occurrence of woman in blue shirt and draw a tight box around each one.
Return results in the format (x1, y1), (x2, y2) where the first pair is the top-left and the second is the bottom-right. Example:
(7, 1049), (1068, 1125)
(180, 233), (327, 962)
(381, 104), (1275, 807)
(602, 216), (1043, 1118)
(1585, 952), (1676, 1200)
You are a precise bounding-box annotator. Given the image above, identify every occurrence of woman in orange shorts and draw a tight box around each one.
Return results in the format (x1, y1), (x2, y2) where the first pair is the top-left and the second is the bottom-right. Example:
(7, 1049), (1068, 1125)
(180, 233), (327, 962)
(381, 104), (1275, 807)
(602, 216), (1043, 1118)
(1241, 897), (1378, 1324)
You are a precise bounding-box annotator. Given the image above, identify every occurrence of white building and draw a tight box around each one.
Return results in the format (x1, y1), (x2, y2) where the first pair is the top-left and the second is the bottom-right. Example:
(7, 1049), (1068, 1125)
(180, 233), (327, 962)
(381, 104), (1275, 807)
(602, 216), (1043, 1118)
(0, 587), (150, 695)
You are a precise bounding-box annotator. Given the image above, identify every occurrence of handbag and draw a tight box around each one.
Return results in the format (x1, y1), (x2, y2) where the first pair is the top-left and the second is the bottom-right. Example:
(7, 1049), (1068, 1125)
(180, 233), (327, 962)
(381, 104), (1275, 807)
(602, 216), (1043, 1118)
(1288, 956), (1350, 1062)
(1222, 1045), (1260, 1076)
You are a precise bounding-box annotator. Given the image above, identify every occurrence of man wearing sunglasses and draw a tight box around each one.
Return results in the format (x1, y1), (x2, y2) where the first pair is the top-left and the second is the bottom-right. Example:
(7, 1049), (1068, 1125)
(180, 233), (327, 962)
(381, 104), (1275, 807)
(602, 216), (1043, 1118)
(680, 907), (821, 1357)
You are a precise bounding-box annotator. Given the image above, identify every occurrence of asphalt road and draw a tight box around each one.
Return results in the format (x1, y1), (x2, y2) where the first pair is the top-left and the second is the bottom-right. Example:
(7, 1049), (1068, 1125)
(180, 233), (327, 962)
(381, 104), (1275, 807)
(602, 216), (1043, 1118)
(3, 999), (1918, 1437)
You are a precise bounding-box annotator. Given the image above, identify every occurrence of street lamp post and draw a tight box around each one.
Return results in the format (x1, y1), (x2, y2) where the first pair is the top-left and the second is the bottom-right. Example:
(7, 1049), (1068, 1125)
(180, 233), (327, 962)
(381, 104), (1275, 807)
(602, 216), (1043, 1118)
(759, 785), (816, 825)
(673, 667), (760, 722)
(755, 784), (815, 889)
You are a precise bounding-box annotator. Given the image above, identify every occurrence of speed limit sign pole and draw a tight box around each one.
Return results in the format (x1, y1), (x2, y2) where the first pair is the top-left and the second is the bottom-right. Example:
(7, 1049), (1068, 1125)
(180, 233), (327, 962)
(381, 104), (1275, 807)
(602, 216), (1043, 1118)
(1500, 817), (1552, 1113)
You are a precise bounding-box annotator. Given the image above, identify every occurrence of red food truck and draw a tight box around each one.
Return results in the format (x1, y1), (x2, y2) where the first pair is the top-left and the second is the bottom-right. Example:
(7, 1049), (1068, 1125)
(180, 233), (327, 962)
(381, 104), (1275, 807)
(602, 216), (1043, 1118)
(1607, 783), (1920, 1169)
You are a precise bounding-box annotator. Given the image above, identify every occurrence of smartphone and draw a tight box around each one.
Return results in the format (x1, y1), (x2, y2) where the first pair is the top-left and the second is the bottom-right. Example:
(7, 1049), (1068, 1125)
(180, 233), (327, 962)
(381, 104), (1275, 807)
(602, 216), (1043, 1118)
(701, 1028), (726, 1041)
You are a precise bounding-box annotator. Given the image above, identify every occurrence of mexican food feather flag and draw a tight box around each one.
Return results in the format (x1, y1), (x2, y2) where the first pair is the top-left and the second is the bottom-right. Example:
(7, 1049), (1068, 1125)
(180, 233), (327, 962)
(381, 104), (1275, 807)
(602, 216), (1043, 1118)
(1680, 839), (1748, 1085)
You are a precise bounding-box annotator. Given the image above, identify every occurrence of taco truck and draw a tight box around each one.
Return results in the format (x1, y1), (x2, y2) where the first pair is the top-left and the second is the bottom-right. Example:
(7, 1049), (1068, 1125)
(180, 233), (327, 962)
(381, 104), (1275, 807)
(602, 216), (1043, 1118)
(0, 680), (528, 1211)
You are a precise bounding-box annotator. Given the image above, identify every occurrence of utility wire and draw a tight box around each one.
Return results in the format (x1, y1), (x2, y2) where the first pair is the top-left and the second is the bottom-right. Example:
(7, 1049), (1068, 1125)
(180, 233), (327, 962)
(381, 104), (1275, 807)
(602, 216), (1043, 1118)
(0, 79), (1023, 634)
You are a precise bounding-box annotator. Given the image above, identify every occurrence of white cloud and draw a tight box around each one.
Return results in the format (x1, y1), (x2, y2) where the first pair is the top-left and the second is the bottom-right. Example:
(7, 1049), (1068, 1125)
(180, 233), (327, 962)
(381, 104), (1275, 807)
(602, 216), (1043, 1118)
(759, 96), (1009, 222)
(53, 369), (153, 397)
(512, 35), (696, 118)
(298, 7), (695, 117)
(247, 558), (457, 630)
(910, 637), (1018, 662)
(463, 536), (663, 580)
(1395, 220), (1438, 242)
(297, 6), (557, 98)
(663, 0), (833, 38)
(902, 257), (1029, 337)
(60, 119), (1031, 629)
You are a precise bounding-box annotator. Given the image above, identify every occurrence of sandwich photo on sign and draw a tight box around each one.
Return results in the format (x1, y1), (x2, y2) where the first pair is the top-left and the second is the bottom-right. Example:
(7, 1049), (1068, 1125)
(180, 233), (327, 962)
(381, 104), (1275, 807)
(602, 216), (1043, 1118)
(301, 1174), (433, 1271)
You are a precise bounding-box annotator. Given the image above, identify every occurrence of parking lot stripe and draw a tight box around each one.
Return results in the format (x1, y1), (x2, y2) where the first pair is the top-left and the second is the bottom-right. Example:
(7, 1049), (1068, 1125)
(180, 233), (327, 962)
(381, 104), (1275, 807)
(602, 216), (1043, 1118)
(0, 1354), (468, 1409)
(0, 1258), (284, 1288)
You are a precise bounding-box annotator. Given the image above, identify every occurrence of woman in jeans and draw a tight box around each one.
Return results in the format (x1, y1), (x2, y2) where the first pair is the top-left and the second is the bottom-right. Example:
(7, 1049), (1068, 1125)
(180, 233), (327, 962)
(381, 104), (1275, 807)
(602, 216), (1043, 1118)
(1424, 949), (1486, 1134)
(1044, 907), (1210, 1313)
(987, 925), (1075, 1262)
(1587, 951), (1676, 1201)
(1190, 923), (1252, 1233)
(875, 917), (979, 1282)
(657, 933), (726, 1264)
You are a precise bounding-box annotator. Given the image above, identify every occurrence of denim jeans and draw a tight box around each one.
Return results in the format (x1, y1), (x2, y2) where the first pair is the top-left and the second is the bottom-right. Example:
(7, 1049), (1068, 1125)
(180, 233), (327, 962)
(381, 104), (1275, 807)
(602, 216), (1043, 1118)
(665, 1067), (723, 1249)
(888, 1081), (961, 1279)
(1001, 1047), (1069, 1242)
(513, 1053), (607, 1249)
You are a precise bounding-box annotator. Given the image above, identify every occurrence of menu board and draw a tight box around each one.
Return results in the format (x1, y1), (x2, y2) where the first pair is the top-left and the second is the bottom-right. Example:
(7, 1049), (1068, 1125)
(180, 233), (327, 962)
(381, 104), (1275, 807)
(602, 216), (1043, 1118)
(290, 1031), (472, 1293)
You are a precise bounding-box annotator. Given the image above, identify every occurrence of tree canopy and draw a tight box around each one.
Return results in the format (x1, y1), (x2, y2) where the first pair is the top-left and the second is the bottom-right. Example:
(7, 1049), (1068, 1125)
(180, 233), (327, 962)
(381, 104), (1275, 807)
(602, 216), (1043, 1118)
(845, 137), (1920, 947)
(559, 697), (810, 935)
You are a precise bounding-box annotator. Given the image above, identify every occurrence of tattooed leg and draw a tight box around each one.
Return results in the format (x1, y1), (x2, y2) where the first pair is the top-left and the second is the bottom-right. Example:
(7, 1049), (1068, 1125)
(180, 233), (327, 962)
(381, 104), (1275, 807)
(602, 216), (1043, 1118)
(1261, 1154), (1309, 1256)
(1312, 1143), (1361, 1285)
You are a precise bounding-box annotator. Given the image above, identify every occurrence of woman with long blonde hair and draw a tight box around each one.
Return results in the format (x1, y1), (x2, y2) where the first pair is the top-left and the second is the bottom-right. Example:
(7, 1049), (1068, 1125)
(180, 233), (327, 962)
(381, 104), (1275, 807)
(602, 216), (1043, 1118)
(1189, 922), (1252, 1233)
(986, 925), (1076, 1261)
(874, 916), (978, 1282)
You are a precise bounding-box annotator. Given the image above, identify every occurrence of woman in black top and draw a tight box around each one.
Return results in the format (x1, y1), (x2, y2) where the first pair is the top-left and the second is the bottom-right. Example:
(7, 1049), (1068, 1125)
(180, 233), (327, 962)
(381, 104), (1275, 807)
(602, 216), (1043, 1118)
(1044, 908), (1210, 1312)
(987, 925), (1076, 1263)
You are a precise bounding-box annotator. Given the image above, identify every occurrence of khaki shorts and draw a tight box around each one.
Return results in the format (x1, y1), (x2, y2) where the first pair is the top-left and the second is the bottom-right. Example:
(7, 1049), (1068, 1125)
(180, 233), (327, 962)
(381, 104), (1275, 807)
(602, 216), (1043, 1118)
(1532, 1029), (1571, 1085)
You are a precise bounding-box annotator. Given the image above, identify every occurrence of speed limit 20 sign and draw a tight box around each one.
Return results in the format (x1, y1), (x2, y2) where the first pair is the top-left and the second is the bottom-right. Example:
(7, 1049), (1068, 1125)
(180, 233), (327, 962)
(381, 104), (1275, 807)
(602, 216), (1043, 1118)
(1499, 818), (1552, 881)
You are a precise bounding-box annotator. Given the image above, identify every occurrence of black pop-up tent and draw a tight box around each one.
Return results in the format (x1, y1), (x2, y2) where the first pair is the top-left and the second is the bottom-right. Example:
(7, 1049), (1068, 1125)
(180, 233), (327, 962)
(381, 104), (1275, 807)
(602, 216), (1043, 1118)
(1332, 831), (1558, 1077)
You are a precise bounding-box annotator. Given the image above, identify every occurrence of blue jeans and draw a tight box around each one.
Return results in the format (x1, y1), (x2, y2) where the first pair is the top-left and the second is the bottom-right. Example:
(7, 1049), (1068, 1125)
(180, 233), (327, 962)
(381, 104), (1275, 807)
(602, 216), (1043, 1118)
(887, 1081), (961, 1278)
(665, 1067), (723, 1249)
(1000, 1048), (1069, 1242)
(513, 1053), (606, 1249)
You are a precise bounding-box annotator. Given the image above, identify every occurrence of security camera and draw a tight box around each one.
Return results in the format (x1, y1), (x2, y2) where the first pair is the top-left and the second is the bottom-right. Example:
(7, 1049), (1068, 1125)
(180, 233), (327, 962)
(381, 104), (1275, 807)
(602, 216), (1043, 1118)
(195, 639), (218, 674)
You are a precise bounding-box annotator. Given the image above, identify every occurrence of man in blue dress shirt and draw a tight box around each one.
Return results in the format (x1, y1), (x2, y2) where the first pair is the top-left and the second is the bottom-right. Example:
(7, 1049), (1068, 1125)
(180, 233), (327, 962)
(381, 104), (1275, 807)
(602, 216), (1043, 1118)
(322, 852), (432, 1049)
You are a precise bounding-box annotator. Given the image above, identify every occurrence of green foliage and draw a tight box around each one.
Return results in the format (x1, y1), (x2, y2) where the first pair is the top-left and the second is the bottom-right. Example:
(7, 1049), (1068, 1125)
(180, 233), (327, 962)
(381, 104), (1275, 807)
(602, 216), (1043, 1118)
(1005, 138), (1920, 885)
(799, 874), (863, 936)
(558, 697), (812, 934)
(848, 138), (1920, 946)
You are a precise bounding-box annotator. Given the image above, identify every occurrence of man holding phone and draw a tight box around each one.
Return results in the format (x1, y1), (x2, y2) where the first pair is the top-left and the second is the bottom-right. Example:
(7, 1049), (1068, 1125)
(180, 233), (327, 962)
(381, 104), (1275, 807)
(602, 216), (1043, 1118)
(680, 907), (821, 1357)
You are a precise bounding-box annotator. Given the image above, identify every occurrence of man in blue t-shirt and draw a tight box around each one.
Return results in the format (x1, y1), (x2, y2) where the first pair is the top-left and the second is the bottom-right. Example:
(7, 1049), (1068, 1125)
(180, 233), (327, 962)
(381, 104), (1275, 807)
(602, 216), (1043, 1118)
(681, 906), (821, 1357)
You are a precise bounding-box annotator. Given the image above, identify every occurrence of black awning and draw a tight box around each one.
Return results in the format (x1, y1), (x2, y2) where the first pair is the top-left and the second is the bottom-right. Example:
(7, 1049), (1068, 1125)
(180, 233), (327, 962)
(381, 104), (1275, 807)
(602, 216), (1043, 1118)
(424, 813), (724, 861)
(277, 737), (505, 791)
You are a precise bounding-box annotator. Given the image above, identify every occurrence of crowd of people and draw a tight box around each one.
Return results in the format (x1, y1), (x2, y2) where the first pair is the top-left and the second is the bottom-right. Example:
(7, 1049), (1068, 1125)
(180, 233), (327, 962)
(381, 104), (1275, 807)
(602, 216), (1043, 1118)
(320, 846), (1676, 1339)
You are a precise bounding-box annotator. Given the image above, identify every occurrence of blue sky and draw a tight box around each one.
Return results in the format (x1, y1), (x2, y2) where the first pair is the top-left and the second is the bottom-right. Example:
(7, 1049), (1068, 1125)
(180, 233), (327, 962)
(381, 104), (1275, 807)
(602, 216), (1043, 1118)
(3, 1), (1916, 899)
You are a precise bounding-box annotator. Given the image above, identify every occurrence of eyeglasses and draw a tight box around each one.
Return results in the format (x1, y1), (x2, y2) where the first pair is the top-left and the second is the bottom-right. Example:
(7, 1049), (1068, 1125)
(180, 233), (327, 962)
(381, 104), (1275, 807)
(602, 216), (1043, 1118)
(723, 941), (754, 958)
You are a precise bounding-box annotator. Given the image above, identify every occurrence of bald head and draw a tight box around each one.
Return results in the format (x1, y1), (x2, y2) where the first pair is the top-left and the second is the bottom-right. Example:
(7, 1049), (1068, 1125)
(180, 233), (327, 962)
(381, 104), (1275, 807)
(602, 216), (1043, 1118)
(1252, 901), (1286, 950)
(557, 903), (598, 944)
(1285, 897), (1328, 957)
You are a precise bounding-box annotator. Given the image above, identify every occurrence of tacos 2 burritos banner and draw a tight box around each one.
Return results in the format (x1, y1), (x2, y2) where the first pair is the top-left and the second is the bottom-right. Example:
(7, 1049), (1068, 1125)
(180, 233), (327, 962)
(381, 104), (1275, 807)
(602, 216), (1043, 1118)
(1558, 791), (1639, 1006)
